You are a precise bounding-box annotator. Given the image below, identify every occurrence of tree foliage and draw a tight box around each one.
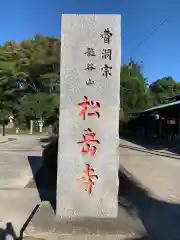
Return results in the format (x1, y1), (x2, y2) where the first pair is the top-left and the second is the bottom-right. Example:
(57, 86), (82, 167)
(120, 61), (180, 124)
(0, 34), (179, 135)
(0, 35), (60, 134)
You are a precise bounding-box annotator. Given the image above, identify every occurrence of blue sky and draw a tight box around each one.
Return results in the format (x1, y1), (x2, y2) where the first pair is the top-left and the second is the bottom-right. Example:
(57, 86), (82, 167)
(0, 0), (180, 84)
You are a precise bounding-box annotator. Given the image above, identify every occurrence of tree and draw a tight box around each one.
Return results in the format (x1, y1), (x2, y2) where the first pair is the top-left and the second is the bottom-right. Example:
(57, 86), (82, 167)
(0, 45), (24, 135)
(14, 35), (60, 133)
(149, 76), (178, 105)
(120, 61), (148, 123)
(4, 35), (180, 137)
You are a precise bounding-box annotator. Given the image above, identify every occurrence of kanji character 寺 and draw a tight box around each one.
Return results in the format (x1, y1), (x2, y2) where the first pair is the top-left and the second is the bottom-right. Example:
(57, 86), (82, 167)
(79, 163), (98, 195)
(78, 96), (100, 120)
(77, 128), (100, 157)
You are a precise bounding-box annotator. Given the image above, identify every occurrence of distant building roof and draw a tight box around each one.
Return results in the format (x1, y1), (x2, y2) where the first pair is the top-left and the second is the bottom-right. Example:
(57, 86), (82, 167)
(139, 100), (180, 114)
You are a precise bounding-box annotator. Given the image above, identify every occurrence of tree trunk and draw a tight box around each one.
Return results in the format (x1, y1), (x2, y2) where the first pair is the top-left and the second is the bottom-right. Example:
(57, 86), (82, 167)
(30, 120), (33, 134)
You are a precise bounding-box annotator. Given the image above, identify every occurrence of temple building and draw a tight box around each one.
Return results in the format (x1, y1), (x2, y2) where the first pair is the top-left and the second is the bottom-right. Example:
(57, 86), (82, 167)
(134, 94), (180, 141)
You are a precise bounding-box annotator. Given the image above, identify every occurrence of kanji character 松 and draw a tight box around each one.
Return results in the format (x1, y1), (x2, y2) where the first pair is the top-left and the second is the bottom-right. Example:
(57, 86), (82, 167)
(78, 96), (100, 120)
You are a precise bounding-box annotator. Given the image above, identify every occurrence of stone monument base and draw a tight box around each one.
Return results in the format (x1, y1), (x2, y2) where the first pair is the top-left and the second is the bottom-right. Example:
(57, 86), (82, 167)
(24, 201), (147, 240)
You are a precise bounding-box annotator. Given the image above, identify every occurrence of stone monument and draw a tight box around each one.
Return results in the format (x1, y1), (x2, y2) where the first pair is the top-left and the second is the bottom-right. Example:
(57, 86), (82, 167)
(24, 14), (146, 239)
(57, 14), (121, 218)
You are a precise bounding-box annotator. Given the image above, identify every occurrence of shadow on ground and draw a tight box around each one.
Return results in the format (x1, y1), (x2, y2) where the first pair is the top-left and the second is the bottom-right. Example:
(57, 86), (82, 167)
(26, 136), (180, 239)
(27, 136), (57, 211)
(0, 222), (18, 240)
(119, 167), (180, 239)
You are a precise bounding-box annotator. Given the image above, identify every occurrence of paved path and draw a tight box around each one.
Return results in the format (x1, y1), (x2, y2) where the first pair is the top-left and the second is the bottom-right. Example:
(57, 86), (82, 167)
(0, 135), (42, 188)
(0, 135), (45, 236)
(1, 135), (180, 239)
(119, 138), (180, 203)
(119, 138), (180, 239)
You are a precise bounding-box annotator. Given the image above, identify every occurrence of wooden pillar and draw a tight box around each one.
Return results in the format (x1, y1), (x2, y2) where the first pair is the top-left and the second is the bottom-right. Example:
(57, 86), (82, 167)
(144, 115), (147, 137)
(178, 110), (180, 137)
(159, 116), (162, 138)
